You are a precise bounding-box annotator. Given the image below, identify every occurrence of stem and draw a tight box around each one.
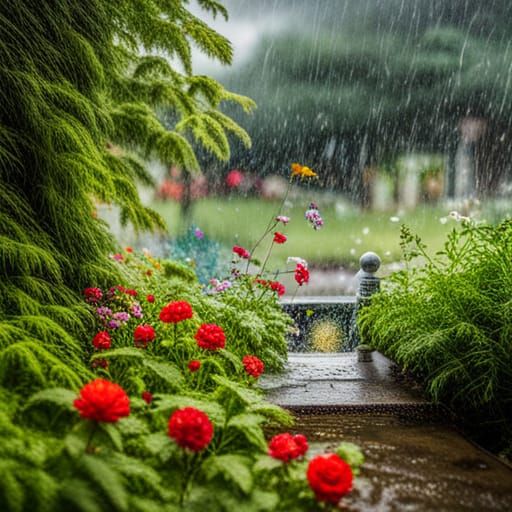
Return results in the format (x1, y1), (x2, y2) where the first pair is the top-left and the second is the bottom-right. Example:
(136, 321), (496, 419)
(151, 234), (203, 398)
(85, 421), (98, 453)
(245, 178), (293, 273)
(260, 240), (275, 276)
(290, 284), (300, 303)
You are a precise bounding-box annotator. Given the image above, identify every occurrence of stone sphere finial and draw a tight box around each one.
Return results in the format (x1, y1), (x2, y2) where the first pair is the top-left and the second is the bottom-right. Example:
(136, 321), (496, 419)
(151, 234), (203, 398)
(359, 252), (381, 274)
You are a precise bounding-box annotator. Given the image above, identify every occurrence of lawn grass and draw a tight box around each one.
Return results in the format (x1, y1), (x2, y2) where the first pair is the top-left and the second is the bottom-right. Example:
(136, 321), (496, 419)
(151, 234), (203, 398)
(152, 196), (454, 269)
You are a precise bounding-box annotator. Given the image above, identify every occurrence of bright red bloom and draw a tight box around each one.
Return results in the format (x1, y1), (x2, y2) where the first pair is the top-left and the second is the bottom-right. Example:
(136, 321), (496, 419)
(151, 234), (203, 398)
(255, 279), (285, 297)
(134, 324), (156, 348)
(269, 281), (286, 296)
(141, 391), (153, 404)
(125, 247), (133, 253)
(294, 263), (310, 286)
(146, 294), (155, 303)
(268, 433), (309, 462)
(188, 360), (201, 372)
(226, 169), (244, 188)
(307, 454), (353, 504)
(74, 379), (130, 423)
(92, 331), (111, 350)
(84, 287), (103, 304)
(232, 245), (250, 259)
(125, 288), (138, 297)
(242, 355), (265, 378)
(168, 407), (214, 451)
(195, 323), (226, 350)
(159, 301), (193, 323)
(273, 232), (287, 244)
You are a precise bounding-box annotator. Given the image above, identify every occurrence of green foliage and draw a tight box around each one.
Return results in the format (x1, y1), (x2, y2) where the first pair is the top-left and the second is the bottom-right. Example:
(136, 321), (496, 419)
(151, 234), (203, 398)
(359, 220), (512, 451)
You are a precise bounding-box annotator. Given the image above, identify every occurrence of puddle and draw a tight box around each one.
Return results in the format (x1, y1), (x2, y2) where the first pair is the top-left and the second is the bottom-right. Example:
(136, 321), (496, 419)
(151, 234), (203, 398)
(292, 414), (512, 511)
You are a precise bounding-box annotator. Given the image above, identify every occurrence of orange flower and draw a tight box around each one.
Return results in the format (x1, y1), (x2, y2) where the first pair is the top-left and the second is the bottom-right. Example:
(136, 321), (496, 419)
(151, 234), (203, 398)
(291, 163), (317, 179)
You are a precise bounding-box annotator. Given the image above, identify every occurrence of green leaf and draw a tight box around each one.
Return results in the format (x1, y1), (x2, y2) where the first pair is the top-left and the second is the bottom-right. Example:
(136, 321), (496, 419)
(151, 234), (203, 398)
(99, 423), (123, 452)
(217, 349), (243, 372)
(227, 413), (267, 452)
(203, 454), (253, 494)
(247, 403), (294, 427)
(90, 347), (144, 361)
(142, 359), (183, 388)
(152, 394), (226, 424)
(212, 375), (263, 405)
(253, 455), (283, 473)
(143, 433), (177, 462)
(24, 387), (76, 411)
(80, 455), (128, 511)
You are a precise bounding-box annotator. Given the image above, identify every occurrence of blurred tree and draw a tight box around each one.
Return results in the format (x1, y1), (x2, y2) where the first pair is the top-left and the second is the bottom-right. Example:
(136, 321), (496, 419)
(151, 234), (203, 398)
(217, 0), (512, 202)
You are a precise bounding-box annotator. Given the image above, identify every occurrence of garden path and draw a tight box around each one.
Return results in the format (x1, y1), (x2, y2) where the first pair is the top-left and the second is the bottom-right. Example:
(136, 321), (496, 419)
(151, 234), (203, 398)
(261, 352), (512, 511)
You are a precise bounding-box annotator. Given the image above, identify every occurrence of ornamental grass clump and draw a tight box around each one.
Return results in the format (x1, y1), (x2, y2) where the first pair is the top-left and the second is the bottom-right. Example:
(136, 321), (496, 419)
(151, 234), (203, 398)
(359, 221), (512, 455)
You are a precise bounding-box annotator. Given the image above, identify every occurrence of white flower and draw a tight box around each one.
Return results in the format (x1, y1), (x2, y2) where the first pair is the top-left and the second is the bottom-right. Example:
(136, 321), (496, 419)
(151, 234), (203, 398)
(287, 256), (308, 268)
(439, 217), (448, 225)
(390, 216), (400, 223)
(362, 227), (370, 235)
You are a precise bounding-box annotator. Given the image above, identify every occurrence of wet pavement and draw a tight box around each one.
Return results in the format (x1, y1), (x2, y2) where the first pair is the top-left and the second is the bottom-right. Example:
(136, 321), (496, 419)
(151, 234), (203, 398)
(262, 352), (512, 510)
(261, 351), (427, 409)
(296, 414), (512, 511)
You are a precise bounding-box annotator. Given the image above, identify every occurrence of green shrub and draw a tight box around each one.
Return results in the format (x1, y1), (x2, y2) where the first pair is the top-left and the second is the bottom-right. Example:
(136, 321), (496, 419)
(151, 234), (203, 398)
(359, 221), (512, 452)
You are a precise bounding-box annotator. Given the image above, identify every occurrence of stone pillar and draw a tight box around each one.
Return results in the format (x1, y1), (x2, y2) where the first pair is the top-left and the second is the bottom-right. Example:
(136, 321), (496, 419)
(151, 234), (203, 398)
(348, 252), (381, 350)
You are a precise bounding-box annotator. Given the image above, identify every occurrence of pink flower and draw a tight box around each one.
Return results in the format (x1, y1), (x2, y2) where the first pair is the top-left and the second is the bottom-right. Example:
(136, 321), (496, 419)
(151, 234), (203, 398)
(275, 215), (290, 225)
(226, 169), (244, 188)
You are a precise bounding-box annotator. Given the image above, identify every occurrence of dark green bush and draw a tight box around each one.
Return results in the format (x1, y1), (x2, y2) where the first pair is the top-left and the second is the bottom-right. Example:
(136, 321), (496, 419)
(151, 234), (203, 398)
(359, 221), (512, 453)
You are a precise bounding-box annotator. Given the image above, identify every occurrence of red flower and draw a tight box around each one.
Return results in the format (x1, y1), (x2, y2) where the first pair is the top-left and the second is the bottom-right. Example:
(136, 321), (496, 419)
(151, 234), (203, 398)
(242, 355), (265, 378)
(268, 433), (309, 462)
(146, 294), (155, 303)
(91, 358), (109, 369)
(141, 391), (153, 404)
(273, 232), (287, 244)
(125, 288), (138, 297)
(195, 323), (226, 351)
(188, 360), (201, 372)
(159, 301), (193, 323)
(125, 247), (133, 253)
(74, 379), (130, 423)
(92, 331), (111, 350)
(226, 169), (244, 188)
(294, 263), (310, 286)
(84, 287), (103, 304)
(232, 245), (250, 259)
(168, 407), (214, 452)
(269, 281), (286, 296)
(307, 454), (353, 504)
(134, 324), (156, 348)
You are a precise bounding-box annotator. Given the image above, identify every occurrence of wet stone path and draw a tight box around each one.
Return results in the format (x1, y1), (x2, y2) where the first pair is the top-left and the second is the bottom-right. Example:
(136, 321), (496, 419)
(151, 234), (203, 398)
(261, 352), (512, 511)
(261, 351), (427, 410)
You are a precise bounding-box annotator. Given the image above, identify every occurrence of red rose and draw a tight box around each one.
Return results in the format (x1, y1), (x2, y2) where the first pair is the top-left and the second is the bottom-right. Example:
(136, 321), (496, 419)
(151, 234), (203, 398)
(188, 360), (201, 372)
(74, 379), (130, 423)
(307, 454), (353, 504)
(195, 323), (226, 351)
(159, 301), (193, 323)
(134, 324), (156, 348)
(168, 407), (213, 452)
(268, 433), (309, 462)
(242, 355), (265, 378)
(294, 263), (310, 286)
(92, 331), (111, 350)
(141, 391), (153, 404)
(273, 232), (287, 244)
(269, 281), (286, 296)
(84, 287), (103, 304)
(146, 294), (155, 303)
(232, 245), (250, 259)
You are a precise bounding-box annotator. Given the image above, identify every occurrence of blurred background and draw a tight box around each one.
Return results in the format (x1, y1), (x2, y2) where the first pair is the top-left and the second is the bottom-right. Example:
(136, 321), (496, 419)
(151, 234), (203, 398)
(101, 0), (512, 295)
